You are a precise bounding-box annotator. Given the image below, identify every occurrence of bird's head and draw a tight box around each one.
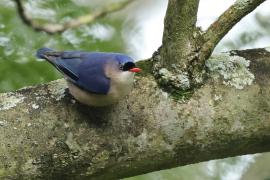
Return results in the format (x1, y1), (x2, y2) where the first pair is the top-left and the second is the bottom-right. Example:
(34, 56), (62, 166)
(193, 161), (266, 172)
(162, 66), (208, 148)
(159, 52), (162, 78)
(115, 54), (141, 73)
(104, 54), (141, 86)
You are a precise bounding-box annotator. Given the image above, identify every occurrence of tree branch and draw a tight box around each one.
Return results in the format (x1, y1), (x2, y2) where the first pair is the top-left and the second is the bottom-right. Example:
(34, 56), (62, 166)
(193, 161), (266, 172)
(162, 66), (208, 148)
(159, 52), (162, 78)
(200, 0), (267, 61)
(13, 0), (134, 34)
(153, 0), (201, 92)
(1, 48), (270, 179)
(160, 0), (200, 69)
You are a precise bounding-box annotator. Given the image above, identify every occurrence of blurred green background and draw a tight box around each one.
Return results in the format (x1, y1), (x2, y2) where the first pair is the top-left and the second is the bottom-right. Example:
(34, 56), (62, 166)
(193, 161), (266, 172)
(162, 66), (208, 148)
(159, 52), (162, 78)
(0, 0), (270, 179)
(0, 0), (126, 92)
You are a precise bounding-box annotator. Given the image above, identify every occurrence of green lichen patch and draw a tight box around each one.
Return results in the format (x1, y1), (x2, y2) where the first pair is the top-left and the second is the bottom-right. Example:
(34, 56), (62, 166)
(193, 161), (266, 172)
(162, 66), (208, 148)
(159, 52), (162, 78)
(206, 53), (255, 89)
(158, 68), (190, 90)
(170, 89), (194, 101)
(0, 92), (25, 111)
(152, 59), (196, 101)
(47, 79), (67, 101)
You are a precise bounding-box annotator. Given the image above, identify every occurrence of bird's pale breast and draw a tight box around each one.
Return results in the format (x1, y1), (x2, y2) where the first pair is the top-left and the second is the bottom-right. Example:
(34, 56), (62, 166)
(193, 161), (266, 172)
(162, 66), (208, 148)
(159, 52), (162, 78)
(67, 71), (134, 106)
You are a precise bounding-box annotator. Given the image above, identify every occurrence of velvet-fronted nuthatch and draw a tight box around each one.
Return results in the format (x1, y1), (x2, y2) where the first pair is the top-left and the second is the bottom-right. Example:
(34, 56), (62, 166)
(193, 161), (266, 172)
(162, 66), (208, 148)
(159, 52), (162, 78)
(36, 48), (141, 106)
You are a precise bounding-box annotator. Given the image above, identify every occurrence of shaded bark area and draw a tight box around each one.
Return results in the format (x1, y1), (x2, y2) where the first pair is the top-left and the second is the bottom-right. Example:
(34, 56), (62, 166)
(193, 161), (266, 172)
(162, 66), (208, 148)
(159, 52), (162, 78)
(0, 49), (270, 179)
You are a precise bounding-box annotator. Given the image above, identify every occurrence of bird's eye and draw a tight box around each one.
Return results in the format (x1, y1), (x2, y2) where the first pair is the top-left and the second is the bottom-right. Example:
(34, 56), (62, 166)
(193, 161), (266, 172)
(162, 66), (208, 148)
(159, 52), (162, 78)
(119, 64), (124, 70)
(123, 62), (135, 71)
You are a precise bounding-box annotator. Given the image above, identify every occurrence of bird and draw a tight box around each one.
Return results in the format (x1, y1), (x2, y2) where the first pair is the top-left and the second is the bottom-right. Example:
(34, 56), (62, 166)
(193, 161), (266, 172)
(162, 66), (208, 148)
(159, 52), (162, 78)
(36, 48), (141, 107)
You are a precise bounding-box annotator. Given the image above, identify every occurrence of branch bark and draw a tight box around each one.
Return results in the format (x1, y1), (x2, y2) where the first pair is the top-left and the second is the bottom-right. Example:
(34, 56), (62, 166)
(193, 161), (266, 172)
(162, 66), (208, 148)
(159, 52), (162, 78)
(154, 0), (267, 92)
(201, 0), (267, 61)
(153, 0), (202, 92)
(13, 0), (134, 34)
(160, 0), (200, 69)
(1, 48), (270, 179)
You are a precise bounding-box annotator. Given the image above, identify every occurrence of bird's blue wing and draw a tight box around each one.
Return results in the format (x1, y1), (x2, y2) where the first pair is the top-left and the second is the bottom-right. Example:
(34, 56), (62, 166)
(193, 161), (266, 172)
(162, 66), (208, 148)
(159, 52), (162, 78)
(77, 55), (110, 94)
(37, 48), (111, 94)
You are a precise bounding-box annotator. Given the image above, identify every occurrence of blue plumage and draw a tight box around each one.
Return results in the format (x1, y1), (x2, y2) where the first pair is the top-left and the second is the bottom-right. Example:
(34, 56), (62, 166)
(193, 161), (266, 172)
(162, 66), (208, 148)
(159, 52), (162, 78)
(36, 48), (134, 95)
(36, 47), (53, 59)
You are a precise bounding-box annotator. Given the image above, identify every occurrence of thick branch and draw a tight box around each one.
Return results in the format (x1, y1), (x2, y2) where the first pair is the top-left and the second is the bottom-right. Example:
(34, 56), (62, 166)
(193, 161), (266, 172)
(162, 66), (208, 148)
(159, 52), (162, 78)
(201, 0), (266, 61)
(13, 0), (134, 34)
(160, 0), (200, 69)
(1, 48), (270, 179)
(154, 0), (203, 91)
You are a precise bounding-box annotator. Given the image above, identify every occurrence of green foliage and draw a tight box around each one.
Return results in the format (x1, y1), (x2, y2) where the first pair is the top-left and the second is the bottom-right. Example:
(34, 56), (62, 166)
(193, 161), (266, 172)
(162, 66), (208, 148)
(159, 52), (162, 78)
(0, 1), (126, 92)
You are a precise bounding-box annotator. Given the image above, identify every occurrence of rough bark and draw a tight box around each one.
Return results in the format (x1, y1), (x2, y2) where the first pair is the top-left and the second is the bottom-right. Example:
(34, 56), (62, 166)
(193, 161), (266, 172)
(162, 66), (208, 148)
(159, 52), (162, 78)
(153, 0), (202, 92)
(160, 0), (200, 69)
(155, 0), (267, 91)
(1, 48), (270, 179)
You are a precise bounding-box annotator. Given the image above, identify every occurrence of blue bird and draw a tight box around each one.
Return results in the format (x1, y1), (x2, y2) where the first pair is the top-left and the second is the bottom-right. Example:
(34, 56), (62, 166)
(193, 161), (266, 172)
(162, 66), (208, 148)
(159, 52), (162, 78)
(36, 48), (141, 106)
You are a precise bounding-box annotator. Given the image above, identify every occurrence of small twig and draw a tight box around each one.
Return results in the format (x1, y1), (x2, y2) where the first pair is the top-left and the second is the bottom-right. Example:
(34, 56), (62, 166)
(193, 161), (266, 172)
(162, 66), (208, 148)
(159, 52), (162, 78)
(13, 0), (134, 34)
(200, 0), (266, 61)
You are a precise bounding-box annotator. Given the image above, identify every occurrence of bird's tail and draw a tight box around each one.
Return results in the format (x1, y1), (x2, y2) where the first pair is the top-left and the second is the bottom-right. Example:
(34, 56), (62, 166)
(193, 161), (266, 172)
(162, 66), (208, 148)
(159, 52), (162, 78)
(36, 47), (54, 59)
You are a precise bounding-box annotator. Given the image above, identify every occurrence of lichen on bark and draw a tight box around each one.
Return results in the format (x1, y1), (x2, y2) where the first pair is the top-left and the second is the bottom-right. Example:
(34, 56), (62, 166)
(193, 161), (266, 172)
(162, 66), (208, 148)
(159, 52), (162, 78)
(153, 0), (266, 94)
(152, 0), (204, 92)
(206, 53), (255, 89)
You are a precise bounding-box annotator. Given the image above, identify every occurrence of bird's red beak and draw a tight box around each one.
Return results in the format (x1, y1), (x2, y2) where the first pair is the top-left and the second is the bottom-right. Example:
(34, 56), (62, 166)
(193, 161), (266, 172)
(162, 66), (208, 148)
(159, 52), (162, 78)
(129, 67), (141, 73)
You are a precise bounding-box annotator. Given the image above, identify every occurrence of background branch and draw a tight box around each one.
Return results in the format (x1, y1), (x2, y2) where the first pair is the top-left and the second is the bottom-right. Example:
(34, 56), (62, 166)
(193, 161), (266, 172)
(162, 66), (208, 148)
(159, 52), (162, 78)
(13, 0), (134, 34)
(200, 0), (266, 61)
(1, 48), (270, 179)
